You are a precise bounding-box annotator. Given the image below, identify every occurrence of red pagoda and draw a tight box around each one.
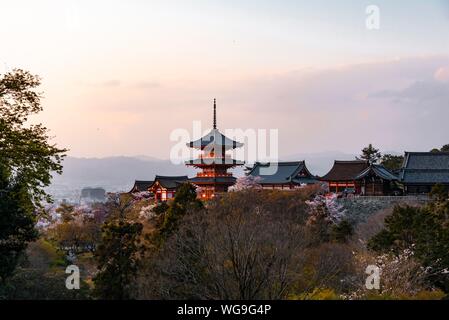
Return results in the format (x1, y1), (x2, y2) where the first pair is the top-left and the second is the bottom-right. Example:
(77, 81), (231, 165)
(186, 99), (244, 199)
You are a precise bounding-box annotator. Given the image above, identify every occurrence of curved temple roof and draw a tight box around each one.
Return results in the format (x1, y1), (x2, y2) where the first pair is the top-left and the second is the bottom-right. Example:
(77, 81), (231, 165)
(187, 128), (243, 150)
(149, 175), (189, 190)
(321, 160), (370, 181)
(247, 161), (318, 185)
(355, 164), (398, 181)
(186, 99), (243, 150)
(129, 180), (154, 193)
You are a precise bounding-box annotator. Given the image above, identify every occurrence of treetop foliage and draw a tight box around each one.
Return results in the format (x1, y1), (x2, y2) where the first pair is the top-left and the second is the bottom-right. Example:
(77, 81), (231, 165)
(0, 69), (67, 205)
(359, 143), (381, 164)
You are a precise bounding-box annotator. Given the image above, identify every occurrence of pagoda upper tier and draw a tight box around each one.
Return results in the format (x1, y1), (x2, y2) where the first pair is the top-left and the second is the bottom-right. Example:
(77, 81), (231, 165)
(186, 98), (243, 152)
(187, 128), (243, 150)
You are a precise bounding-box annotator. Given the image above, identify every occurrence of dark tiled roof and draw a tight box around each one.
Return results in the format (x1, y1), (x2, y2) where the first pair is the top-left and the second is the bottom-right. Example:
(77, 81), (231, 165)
(185, 158), (244, 166)
(190, 176), (237, 184)
(355, 164), (398, 181)
(151, 175), (189, 190)
(321, 160), (369, 181)
(129, 180), (153, 193)
(247, 161), (318, 185)
(402, 152), (449, 170)
(401, 170), (449, 184)
(187, 129), (243, 150)
(400, 152), (449, 184)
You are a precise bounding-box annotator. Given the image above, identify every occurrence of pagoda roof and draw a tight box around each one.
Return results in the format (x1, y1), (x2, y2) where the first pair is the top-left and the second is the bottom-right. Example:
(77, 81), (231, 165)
(321, 160), (370, 181)
(185, 157), (244, 166)
(187, 99), (243, 150)
(247, 161), (318, 185)
(187, 128), (243, 150)
(190, 176), (237, 184)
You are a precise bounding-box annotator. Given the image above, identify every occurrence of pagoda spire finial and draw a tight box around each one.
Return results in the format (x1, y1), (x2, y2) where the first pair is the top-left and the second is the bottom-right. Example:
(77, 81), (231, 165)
(213, 98), (217, 129)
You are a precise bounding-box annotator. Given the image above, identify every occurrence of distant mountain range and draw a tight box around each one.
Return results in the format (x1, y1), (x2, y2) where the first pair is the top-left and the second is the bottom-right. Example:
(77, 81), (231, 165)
(47, 152), (358, 202)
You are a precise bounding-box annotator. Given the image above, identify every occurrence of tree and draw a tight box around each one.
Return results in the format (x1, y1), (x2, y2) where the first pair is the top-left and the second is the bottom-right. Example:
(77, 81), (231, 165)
(0, 162), (37, 283)
(429, 183), (448, 202)
(144, 189), (312, 299)
(49, 208), (101, 255)
(430, 145), (449, 153)
(368, 196), (449, 292)
(331, 220), (354, 243)
(55, 202), (75, 223)
(381, 154), (404, 172)
(93, 219), (144, 299)
(229, 175), (262, 192)
(359, 144), (381, 164)
(158, 183), (203, 241)
(306, 194), (347, 242)
(0, 69), (66, 282)
(0, 69), (66, 205)
(92, 194), (145, 299)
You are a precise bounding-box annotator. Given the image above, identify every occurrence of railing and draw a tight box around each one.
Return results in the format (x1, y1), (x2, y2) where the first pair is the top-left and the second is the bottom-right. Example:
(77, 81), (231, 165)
(345, 195), (431, 202)
(197, 173), (233, 177)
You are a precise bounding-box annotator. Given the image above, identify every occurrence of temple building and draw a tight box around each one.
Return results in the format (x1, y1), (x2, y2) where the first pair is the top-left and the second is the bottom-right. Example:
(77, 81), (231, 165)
(321, 160), (399, 196)
(247, 161), (318, 189)
(354, 164), (399, 196)
(149, 175), (189, 202)
(321, 160), (370, 194)
(186, 99), (244, 199)
(400, 152), (449, 194)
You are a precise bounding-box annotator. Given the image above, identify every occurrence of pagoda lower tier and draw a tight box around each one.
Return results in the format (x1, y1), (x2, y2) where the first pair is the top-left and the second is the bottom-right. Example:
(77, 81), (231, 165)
(186, 160), (244, 199)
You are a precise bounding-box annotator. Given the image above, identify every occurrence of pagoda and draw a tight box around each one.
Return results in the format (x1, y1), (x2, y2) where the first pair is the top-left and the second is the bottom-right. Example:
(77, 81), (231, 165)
(186, 99), (244, 199)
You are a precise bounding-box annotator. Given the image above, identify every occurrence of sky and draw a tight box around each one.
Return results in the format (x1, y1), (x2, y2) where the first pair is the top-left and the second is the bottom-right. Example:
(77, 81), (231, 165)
(1, 0), (449, 160)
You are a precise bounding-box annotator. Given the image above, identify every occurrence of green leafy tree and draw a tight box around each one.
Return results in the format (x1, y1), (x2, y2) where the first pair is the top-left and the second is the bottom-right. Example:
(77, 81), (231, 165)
(55, 202), (75, 223)
(0, 69), (66, 205)
(93, 219), (144, 299)
(381, 154), (404, 172)
(331, 220), (354, 243)
(430, 145), (449, 153)
(92, 194), (146, 299)
(0, 162), (37, 283)
(158, 183), (203, 240)
(429, 183), (448, 202)
(359, 144), (381, 164)
(368, 189), (449, 292)
(1, 69), (65, 282)
(153, 202), (169, 215)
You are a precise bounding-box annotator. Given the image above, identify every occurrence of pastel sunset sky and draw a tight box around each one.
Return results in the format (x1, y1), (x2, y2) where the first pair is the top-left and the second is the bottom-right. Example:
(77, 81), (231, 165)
(2, 0), (449, 159)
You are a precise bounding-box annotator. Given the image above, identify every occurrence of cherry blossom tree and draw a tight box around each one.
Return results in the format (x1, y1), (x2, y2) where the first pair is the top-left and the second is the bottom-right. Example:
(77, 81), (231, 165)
(229, 175), (262, 192)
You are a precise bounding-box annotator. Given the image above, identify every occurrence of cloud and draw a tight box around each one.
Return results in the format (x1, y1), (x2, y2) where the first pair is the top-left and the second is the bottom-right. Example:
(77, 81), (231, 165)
(371, 80), (449, 103)
(65, 55), (449, 157)
(224, 56), (449, 113)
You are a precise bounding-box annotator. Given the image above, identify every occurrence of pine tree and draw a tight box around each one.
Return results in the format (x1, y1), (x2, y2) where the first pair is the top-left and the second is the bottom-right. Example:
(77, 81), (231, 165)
(360, 144), (381, 164)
